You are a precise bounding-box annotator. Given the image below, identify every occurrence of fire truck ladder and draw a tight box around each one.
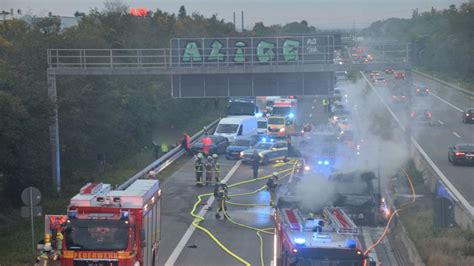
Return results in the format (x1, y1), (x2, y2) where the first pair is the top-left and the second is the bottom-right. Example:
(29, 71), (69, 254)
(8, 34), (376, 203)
(281, 208), (305, 231)
(324, 207), (359, 235)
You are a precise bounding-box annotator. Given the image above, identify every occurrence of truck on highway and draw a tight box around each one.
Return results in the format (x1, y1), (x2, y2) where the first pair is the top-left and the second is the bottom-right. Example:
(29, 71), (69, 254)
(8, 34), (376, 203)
(226, 97), (258, 116)
(267, 115), (299, 138)
(330, 171), (385, 226)
(271, 98), (297, 120)
(38, 180), (162, 266)
(274, 197), (374, 266)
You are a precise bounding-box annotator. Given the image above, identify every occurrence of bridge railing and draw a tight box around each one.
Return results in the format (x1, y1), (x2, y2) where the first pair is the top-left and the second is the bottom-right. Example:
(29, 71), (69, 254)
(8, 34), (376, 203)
(117, 119), (219, 190)
(47, 44), (410, 69)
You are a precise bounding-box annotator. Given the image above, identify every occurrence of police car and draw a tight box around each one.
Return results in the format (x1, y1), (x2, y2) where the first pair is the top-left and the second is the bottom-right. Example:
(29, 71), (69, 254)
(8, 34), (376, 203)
(240, 139), (288, 164)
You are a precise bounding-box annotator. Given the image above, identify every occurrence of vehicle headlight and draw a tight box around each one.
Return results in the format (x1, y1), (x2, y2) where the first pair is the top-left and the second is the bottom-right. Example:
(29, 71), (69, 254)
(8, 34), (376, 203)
(279, 128), (286, 132)
(259, 153), (264, 157)
(240, 152), (244, 157)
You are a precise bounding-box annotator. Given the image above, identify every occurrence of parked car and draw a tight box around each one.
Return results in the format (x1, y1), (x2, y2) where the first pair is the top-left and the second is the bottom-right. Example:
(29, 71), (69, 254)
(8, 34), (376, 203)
(191, 135), (230, 155)
(225, 136), (259, 160)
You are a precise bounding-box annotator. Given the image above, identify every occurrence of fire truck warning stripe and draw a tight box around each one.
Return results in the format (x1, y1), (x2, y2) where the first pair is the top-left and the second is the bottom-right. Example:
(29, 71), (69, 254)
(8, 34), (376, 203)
(285, 209), (301, 231)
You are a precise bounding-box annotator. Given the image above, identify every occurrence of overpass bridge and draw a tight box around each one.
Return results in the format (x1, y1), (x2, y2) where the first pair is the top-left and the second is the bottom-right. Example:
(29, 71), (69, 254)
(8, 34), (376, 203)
(46, 35), (411, 192)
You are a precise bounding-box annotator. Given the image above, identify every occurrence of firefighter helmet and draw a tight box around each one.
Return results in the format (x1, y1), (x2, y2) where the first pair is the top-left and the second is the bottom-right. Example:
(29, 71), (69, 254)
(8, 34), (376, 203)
(212, 154), (218, 159)
(197, 153), (203, 158)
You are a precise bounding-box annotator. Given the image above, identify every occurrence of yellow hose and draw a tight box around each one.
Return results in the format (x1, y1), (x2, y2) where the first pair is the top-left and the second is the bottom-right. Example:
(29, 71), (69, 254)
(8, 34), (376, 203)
(189, 160), (297, 266)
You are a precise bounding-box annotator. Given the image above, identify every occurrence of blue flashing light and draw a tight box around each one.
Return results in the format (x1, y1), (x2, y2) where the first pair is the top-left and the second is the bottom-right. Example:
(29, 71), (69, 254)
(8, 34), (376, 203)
(67, 210), (77, 219)
(121, 211), (129, 219)
(288, 113), (295, 118)
(323, 160), (330, 166)
(255, 112), (263, 118)
(346, 239), (357, 249)
(318, 160), (323, 165)
(261, 137), (267, 143)
(294, 237), (306, 245)
(270, 138), (274, 142)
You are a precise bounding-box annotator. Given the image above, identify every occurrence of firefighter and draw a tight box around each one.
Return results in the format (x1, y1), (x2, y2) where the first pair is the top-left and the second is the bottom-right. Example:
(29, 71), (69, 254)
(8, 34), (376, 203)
(322, 98), (330, 113)
(153, 141), (160, 159)
(147, 170), (156, 179)
(251, 150), (261, 179)
(202, 133), (212, 157)
(212, 154), (221, 184)
(194, 153), (204, 186)
(205, 156), (214, 186)
(181, 132), (191, 155)
(160, 142), (169, 154)
(303, 123), (312, 132)
(266, 172), (279, 207)
(214, 183), (230, 219)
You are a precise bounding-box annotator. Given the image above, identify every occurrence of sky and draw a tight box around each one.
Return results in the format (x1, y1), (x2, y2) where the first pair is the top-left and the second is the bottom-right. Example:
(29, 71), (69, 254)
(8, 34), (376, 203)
(1, 0), (467, 29)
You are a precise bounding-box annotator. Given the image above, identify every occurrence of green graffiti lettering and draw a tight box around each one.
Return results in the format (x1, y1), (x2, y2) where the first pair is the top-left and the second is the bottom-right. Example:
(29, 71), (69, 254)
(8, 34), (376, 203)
(283, 39), (300, 62)
(208, 40), (225, 61)
(256, 40), (275, 63)
(233, 41), (246, 63)
(182, 41), (202, 62)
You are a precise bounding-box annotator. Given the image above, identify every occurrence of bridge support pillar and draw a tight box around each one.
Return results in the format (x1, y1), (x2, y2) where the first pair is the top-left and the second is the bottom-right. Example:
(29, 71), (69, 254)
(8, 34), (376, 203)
(47, 68), (61, 193)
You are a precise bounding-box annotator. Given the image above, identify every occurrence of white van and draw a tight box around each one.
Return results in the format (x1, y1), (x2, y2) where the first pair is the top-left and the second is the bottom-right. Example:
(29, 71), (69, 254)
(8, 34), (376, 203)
(214, 116), (258, 143)
(257, 117), (268, 135)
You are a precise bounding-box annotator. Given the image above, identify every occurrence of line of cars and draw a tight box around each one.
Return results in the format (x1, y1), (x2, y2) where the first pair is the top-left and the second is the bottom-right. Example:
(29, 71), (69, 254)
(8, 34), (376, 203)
(373, 67), (474, 166)
(190, 97), (295, 165)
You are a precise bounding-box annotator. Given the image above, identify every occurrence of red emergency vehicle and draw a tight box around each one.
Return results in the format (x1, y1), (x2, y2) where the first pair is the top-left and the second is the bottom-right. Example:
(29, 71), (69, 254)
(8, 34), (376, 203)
(274, 198), (372, 266)
(42, 180), (161, 266)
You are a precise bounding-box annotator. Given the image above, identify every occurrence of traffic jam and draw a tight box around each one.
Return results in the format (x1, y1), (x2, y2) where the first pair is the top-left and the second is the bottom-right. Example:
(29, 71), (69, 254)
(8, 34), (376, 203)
(37, 81), (395, 265)
(35, 49), (444, 266)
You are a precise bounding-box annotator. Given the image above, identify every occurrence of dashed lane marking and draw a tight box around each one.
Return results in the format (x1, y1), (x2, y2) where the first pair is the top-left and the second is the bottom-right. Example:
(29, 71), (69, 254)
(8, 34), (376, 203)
(438, 120), (444, 125)
(429, 92), (464, 112)
(164, 161), (241, 266)
(453, 132), (461, 138)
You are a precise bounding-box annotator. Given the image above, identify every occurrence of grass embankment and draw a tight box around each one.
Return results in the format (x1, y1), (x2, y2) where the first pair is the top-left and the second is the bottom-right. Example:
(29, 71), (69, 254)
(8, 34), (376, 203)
(395, 163), (474, 266)
(0, 112), (221, 265)
(416, 68), (474, 93)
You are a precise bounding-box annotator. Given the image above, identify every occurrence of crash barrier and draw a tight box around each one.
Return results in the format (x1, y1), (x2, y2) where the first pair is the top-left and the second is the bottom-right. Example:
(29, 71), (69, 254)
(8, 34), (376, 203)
(411, 141), (474, 230)
(413, 70), (474, 96)
(361, 72), (474, 230)
(118, 119), (220, 190)
(387, 214), (425, 266)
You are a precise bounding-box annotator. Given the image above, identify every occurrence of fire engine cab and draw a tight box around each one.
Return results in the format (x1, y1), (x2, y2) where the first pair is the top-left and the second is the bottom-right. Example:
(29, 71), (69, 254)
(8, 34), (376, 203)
(275, 197), (372, 266)
(41, 179), (161, 266)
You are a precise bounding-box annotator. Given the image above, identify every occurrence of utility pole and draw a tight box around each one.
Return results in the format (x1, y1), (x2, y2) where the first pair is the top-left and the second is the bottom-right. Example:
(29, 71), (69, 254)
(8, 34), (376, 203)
(241, 11), (244, 32)
(47, 68), (61, 193)
(233, 12), (236, 31)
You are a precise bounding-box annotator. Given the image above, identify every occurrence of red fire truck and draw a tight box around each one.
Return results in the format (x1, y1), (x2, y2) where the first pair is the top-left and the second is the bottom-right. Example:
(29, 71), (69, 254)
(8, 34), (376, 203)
(40, 180), (161, 266)
(274, 198), (374, 266)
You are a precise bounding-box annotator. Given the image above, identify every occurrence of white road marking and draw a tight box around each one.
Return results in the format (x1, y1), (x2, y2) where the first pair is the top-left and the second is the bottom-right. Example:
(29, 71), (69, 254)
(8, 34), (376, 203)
(438, 120), (444, 125)
(164, 161), (242, 266)
(429, 92), (464, 112)
(453, 132), (461, 138)
(361, 227), (379, 264)
(309, 113), (313, 118)
(312, 106), (315, 109)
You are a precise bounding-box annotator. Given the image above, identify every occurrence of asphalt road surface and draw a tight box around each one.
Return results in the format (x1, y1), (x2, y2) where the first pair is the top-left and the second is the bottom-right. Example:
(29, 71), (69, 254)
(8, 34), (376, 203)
(365, 71), (474, 206)
(156, 92), (400, 265)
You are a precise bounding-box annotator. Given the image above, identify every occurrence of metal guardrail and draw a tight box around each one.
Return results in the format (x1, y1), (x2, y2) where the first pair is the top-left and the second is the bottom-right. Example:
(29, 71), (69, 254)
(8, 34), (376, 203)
(47, 44), (410, 69)
(118, 119), (220, 190)
(361, 72), (474, 222)
(413, 70), (474, 96)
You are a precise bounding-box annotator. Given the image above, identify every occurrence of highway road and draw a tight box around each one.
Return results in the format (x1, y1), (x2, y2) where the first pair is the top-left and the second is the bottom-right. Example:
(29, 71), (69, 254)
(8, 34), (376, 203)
(363, 71), (474, 207)
(155, 93), (400, 265)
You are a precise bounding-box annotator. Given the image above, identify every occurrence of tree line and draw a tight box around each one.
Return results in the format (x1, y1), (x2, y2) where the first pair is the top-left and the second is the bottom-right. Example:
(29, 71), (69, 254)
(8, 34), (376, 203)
(0, 3), (320, 212)
(364, 2), (473, 83)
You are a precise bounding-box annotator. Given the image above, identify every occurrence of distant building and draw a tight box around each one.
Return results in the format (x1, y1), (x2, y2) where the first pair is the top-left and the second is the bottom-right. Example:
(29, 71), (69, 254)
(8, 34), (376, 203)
(20, 14), (81, 30)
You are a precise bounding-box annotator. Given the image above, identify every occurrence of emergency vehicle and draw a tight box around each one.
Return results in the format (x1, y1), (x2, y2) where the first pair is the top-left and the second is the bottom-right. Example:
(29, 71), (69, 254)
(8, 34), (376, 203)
(274, 197), (373, 266)
(272, 98), (297, 119)
(40, 180), (161, 266)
